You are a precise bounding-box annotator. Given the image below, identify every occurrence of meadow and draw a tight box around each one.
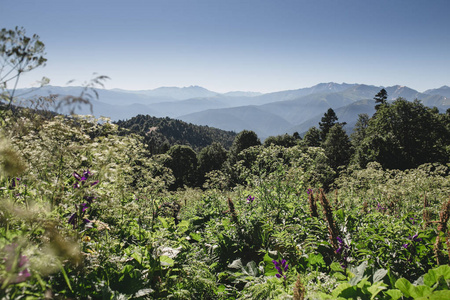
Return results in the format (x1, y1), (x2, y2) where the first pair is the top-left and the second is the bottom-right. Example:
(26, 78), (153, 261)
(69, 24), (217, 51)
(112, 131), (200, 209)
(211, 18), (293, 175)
(0, 108), (449, 299)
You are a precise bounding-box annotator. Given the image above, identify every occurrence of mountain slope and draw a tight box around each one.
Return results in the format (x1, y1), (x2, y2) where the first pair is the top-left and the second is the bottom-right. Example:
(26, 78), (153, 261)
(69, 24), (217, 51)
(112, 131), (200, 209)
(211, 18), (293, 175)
(178, 106), (293, 138)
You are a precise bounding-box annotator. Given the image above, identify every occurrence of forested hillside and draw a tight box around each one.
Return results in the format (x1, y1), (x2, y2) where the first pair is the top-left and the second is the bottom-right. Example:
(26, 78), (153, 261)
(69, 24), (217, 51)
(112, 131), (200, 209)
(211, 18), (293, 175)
(115, 114), (236, 154)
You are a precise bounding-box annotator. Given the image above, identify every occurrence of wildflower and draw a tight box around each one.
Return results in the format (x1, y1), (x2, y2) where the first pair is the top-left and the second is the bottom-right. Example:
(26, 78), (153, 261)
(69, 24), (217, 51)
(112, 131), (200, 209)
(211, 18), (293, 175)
(272, 259), (288, 280)
(68, 212), (77, 226)
(83, 195), (96, 203)
(307, 188), (312, 195)
(376, 203), (386, 212)
(336, 236), (350, 269)
(2, 244), (31, 284)
(246, 195), (255, 203)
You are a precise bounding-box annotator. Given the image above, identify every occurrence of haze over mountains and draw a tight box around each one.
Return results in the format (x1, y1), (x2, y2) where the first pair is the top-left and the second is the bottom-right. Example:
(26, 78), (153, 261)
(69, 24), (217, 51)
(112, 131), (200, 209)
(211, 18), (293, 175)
(15, 83), (450, 139)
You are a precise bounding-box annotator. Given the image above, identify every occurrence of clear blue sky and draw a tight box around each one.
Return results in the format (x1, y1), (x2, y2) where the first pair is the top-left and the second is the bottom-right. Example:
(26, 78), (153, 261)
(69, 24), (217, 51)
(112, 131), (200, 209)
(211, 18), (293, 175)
(1, 0), (449, 93)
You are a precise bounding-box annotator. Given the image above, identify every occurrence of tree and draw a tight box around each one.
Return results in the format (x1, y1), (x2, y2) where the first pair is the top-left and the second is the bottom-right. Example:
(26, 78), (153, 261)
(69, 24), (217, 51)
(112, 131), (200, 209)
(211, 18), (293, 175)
(227, 130), (261, 166)
(319, 108), (338, 141)
(303, 126), (321, 147)
(350, 113), (370, 147)
(358, 98), (449, 169)
(322, 123), (353, 171)
(197, 142), (227, 186)
(263, 134), (298, 148)
(374, 88), (388, 111)
(166, 145), (198, 189)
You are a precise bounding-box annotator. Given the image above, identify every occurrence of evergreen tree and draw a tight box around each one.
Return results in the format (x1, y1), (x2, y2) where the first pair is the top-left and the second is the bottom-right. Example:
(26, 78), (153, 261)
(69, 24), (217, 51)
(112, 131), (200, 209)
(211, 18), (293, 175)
(166, 145), (198, 189)
(303, 127), (321, 147)
(197, 142), (227, 186)
(319, 108), (338, 141)
(350, 113), (370, 147)
(322, 123), (353, 171)
(374, 88), (388, 111)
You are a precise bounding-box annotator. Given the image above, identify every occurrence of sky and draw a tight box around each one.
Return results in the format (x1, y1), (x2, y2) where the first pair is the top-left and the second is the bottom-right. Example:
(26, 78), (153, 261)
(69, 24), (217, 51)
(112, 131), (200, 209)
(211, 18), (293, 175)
(1, 0), (449, 93)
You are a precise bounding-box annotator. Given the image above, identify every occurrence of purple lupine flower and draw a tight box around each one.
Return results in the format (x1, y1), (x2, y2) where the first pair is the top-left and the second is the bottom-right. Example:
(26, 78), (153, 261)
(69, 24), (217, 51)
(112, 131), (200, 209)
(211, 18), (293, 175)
(307, 188), (312, 195)
(272, 259), (288, 280)
(246, 195), (255, 203)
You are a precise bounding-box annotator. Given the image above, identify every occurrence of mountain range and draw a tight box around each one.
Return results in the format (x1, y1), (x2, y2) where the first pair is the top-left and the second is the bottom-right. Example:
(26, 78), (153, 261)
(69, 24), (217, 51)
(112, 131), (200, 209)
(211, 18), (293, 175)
(14, 83), (450, 139)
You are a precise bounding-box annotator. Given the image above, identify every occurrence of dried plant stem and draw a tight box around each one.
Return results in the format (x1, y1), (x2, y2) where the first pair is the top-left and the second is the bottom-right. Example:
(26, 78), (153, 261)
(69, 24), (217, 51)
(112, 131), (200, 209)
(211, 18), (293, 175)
(308, 190), (319, 218)
(227, 197), (238, 223)
(423, 194), (430, 229)
(293, 274), (306, 300)
(434, 198), (450, 265)
(318, 189), (341, 251)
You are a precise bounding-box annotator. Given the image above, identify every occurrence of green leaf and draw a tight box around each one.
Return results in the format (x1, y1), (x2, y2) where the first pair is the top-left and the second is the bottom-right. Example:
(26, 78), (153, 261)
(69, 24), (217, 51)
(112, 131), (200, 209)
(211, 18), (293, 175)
(331, 261), (344, 272)
(332, 283), (357, 298)
(228, 259), (243, 269)
(395, 278), (432, 299)
(308, 253), (325, 269)
(160, 255), (174, 267)
(429, 290), (450, 299)
(367, 281), (387, 299)
(189, 232), (201, 242)
(131, 251), (143, 265)
(216, 284), (226, 294)
(245, 261), (259, 277)
(395, 278), (412, 298)
(373, 269), (388, 283)
(424, 265), (450, 287)
(410, 285), (432, 298)
(134, 288), (154, 297)
(59, 263), (73, 293)
(385, 289), (403, 300)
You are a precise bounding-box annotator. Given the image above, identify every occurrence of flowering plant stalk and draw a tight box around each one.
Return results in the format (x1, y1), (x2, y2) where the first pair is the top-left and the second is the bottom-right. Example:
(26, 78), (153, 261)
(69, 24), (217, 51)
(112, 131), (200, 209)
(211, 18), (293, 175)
(272, 258), (288, 289)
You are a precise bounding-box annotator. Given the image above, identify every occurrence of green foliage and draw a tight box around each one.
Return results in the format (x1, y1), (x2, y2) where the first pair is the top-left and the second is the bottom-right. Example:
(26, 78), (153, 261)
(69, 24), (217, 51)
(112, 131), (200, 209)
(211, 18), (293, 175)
(322, 123), (353, 172)
(263, 133), (299, 148)
(356, 98), (449, 170)
(303, 126), (322, 147)
(319, 108), (339, 141)
(197, 142), (227, 186)
(166, 144), (198, 189)
(374, 88), (388, 111)
(1, 27), (450, 299)
(116, 114), (236, 154)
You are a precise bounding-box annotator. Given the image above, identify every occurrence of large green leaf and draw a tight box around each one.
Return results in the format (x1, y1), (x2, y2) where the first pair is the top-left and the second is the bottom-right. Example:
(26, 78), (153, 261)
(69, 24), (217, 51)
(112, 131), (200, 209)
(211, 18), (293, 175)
(424, 265), (450, 287)
(160, 255), (174, 267)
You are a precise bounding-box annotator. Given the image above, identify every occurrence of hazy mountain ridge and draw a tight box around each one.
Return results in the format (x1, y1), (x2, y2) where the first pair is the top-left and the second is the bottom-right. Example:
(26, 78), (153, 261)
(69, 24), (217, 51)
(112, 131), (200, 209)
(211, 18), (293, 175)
(13, 83), (449, 139)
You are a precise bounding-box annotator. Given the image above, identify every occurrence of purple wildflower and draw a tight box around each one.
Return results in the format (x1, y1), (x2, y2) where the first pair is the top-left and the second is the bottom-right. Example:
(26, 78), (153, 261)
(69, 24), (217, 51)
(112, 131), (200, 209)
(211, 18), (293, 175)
(246, 195), (255, 203)
(307, 188), (312, 195)
(336, 236), (350, 269)
(68, 212), (77, 226)
(273, 259), (288, 280)
(2, 244), (31, 284)
(83, 196), (96, 204)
